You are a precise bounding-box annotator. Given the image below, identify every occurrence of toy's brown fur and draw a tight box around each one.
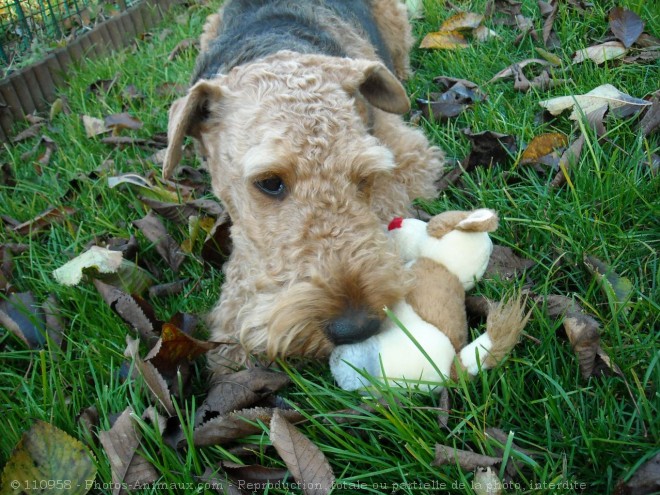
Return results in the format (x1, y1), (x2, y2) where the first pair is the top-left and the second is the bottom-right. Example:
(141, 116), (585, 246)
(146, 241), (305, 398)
(163, 0), (444, 375)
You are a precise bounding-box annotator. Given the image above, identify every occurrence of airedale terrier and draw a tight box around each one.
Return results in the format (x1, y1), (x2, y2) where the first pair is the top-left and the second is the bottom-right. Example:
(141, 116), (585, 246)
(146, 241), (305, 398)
(162, 0), (444, 375)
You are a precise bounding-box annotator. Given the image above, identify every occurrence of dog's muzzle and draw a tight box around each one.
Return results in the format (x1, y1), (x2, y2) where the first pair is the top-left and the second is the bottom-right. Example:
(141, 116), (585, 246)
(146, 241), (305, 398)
(325, 307), (381, 345)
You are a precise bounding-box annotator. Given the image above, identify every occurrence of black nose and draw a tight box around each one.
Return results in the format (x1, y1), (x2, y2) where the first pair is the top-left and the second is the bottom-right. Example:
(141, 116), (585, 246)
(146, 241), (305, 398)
(325, 307), (382, 345)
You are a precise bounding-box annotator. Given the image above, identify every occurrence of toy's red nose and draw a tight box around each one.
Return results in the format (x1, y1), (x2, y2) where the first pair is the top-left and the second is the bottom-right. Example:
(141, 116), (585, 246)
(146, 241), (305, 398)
(388, 217), (403, 231)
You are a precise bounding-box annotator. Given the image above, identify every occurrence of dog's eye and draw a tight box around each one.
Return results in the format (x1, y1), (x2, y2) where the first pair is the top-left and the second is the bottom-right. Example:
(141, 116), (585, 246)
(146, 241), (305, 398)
(254, 176), (286, 199)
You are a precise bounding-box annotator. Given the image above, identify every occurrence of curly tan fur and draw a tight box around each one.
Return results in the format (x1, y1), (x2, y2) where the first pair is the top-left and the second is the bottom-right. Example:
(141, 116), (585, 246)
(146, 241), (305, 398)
(164, 1), (444, 376)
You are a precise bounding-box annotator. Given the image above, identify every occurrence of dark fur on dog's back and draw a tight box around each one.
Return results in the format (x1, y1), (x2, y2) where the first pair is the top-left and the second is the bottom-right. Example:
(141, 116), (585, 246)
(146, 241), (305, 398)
(193, 0), (394, 82)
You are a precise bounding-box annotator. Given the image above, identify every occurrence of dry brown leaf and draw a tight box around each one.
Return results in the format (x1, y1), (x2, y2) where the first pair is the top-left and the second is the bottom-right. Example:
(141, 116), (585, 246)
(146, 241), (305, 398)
(202, 214), (234, 269)
(420, 30), (469, 49)
(484, 245), (535, 281)
(639, 93), (659, 136)
(572, 41), (627, 65)
(609, 7), (645, 48)
(168, 38), (199, 61)
(12, 123), (45, 142)
(222, 461), (288, 489)
(133, 212), (186, 273)
(0, 292), (47, 349)
(127, 339), (176, 416)
(195, 368), (291, 426)
(145, 322), (220, 376)
(463, 130), (517, 171)
(614, 453), (660, 494)
(432, 444), (501, 471)
(488, 58), (550, 82)
(192, 407), (303, 447)
(98, 407), (159, 494)
(551, 133), (586, 187)
(270, 409), (335, 495)
(541, 0), (558, 47)
(440, 12), (484, 31)
(104, 112), (144, 133)
(12, 206), (76, 237)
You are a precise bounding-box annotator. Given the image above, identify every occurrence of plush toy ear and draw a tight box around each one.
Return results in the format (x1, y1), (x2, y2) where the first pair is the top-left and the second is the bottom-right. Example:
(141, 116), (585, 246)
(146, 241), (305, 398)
(456, 209), (499, 232)
(341, 60), (411, 115)
(162, 79), (224, 179)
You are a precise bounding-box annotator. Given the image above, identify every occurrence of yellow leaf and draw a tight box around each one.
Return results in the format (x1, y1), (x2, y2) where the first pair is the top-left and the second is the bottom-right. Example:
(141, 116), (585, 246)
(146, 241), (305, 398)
(521, 133), (568, 163)
(1, 420), (96, 495)
(420, 30), (468, 49)
(440, 12), (484, 32)
(573, 41), (628, 65)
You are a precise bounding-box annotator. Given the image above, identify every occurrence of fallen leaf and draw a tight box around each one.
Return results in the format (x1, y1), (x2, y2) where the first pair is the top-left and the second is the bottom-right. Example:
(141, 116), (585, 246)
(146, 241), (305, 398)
(537, 294), (622, 378)
(201, 214), (234, 269)
(195, 368), (291, 426)
(98, 408), (159, 494)
(484, 245), (536, 280)
(541, 0), (559, 47)
(168, 38), (198, 61)
(108, 173), (180, 203)
(539, 84), (651, 121)
(440, 12), (485, 32)
(133, 212), (186, 273)
(609, 7), (645, 48)
(0, 292), (46, 349)
(639, 93), (659, 136)
(192, 407), (303, 447)
(139, 197), (224, 224)
(572, 41), (627, 65)
(270, 409), (335, 495)
(432, 444), (501, 471)
(222, 462), (288, 490)
(583, 255), (634, 306)
(53, 246), (123, 286)
(463, 129), (517, 170)
(534, 46), (562, 65)
(420, 30), (468, 49)
(551, 133), (586, 187)
(94, 280), (160, 345)
(125, 336), (176, 416)
(104, 112), (143, 133)
(520, 132), (568, 165)
(11, 206), (76, 237)
(145, 323), (220, 376)
(614, 452), (660, 495)
(473, 466), (502, 495)
(148, 279), (189, 298)
(82, 115), (108, 138)
(1, 420), (96, 495)
(11, 123), (44, 143)
(488, 58), (551, 83)
(473, 25), (500, 41)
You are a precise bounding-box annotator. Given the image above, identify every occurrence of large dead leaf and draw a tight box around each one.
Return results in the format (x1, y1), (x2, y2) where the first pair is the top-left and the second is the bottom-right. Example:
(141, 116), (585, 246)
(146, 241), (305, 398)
(54, 246), (154, 294)
(195, 368), (291, 426)
(609, 7), (645, 48)
(537, 294), (622, 378)
(520, 133), (568, 166)
(269, 409), (335, 495)
(441, 12), (485, 31)
(432, 444), (501, 471)
(124, 336), (175, 416)
(0, 292), (46, 349)
(583, 255), (634, 306)
(139, 197), (224, 224)
(133, 212), (186, 273)
(488, 58), (551, 83)
(419, 30), (468, 49)
(539, 84), (651, 121)
(145, 323), (220, 376)
(11, 206), (76, 237)
(572, 41), (627, 65)
(192, 407), (303, 447)
(615, 452), (660, 495)
(93, 280), (160, 345)
(484, 245), (535, 281)
(463, 129), (517, 170)
(104, 113), (143, 134)
(221, 461), (288, 491)
(1, 420), (96, 495)
(98, 408), (159, 495)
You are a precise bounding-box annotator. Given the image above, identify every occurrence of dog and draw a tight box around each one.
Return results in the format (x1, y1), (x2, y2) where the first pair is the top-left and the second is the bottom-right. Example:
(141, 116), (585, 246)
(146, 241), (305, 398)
(162, 0), (444, 376)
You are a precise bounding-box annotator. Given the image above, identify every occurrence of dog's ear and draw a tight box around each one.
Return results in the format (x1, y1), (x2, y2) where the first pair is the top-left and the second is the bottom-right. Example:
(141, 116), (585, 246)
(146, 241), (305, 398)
(163, 79), (223, 179)
(343, 61), (410, 115)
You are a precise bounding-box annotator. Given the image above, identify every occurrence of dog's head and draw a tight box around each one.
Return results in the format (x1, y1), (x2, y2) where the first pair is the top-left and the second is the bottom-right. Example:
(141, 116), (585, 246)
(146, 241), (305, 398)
(164, 52), (412, 358)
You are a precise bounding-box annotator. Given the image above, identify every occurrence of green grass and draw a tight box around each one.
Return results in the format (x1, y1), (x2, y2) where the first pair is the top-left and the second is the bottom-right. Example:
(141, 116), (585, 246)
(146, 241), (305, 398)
(1, 0), (658, 493)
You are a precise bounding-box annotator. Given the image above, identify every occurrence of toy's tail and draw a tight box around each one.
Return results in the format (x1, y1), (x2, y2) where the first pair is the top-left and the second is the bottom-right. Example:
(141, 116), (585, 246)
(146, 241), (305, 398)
(456, 295), (529, 377)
